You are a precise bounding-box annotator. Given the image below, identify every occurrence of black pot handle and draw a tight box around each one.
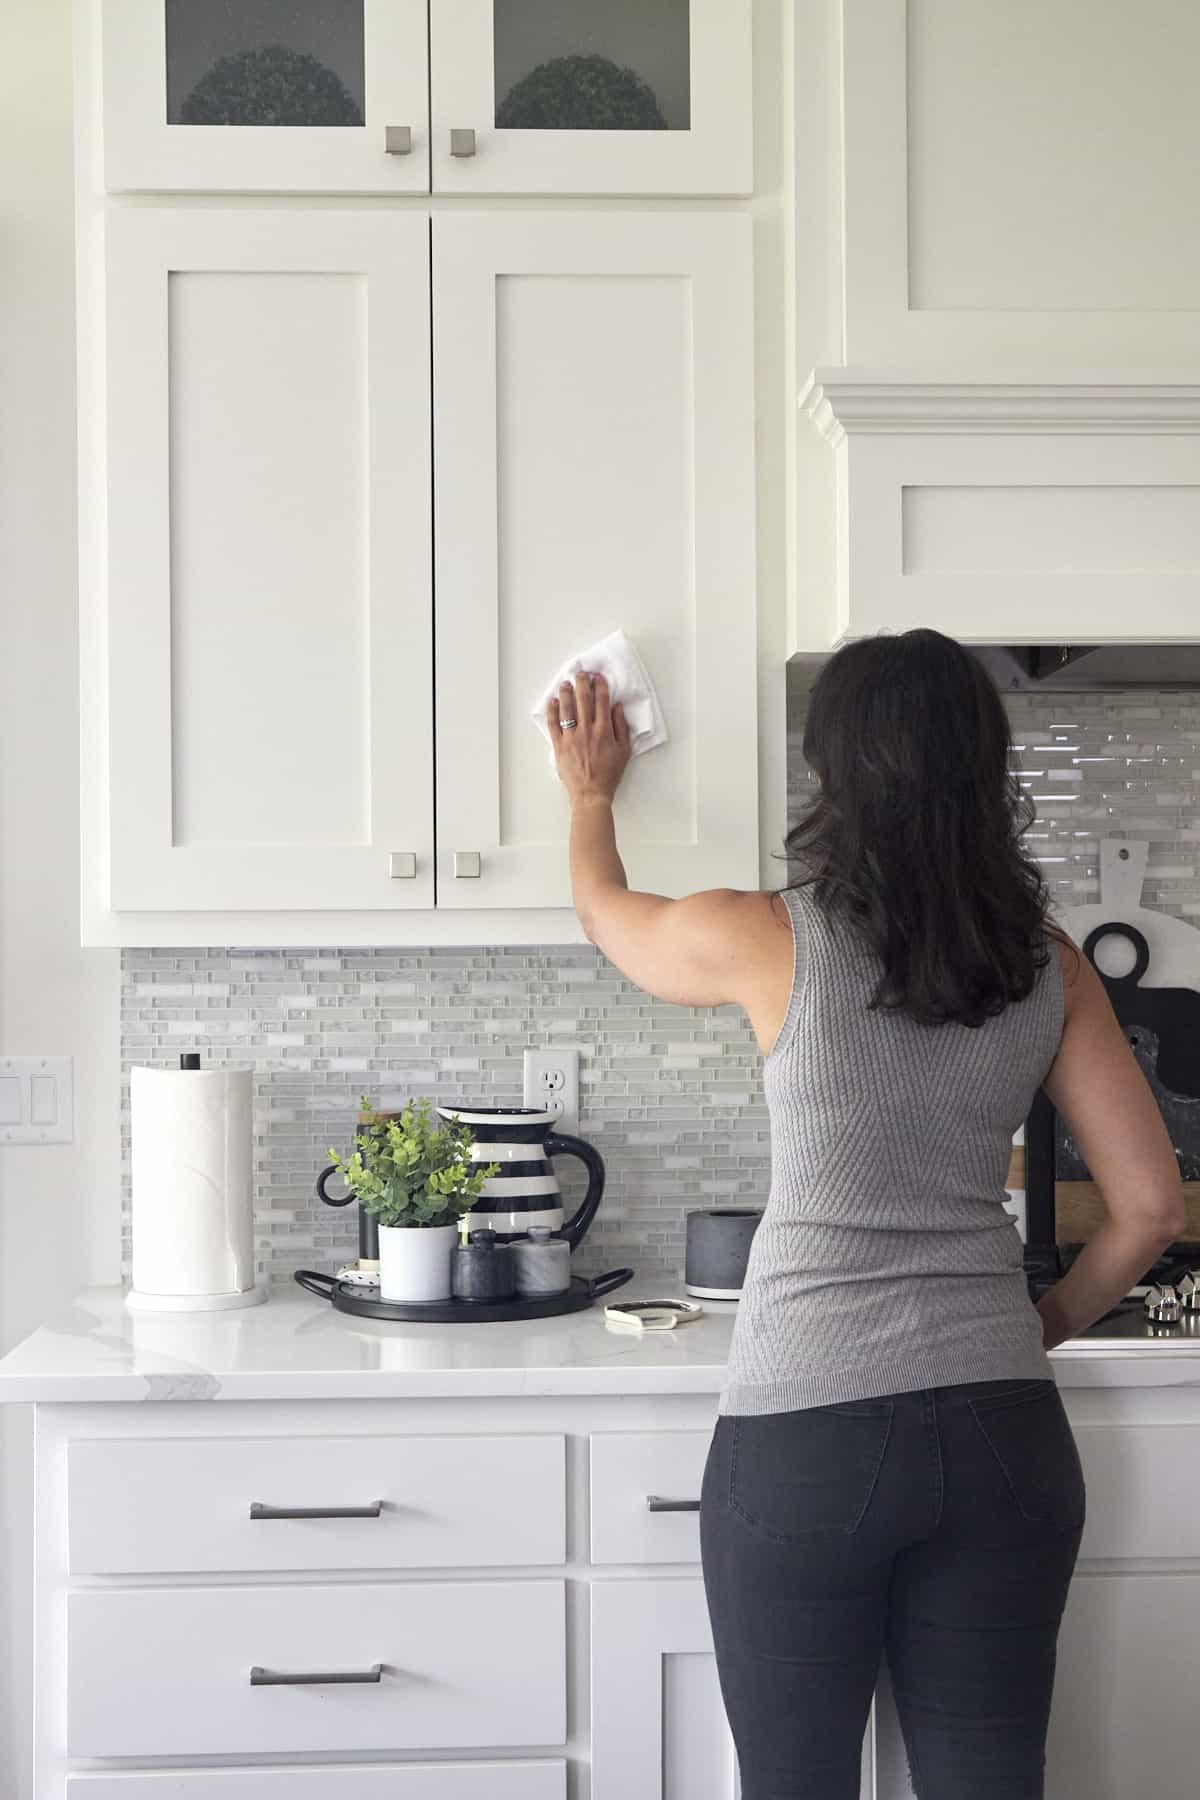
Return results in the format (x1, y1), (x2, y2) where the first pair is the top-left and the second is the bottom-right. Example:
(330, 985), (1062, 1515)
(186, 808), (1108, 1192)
(544, 1130), (606, 1252)
(294, 1269), (337, 1301)
(588, 1267), (635, 1299)
(316, 1165), (356, 1208)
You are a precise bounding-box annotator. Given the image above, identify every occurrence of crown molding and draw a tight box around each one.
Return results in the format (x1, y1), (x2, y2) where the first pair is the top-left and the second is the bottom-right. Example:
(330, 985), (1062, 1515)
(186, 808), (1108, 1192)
(800, 370), (1200, 442)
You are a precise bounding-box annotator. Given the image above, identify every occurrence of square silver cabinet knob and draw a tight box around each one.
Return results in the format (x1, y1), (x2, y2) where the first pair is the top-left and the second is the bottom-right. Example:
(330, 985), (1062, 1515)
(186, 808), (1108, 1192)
(384, 125), (413, 156)
(453, 850), (482, 879)
(388, 852), (417, 879)
(450, 127), (477, 158)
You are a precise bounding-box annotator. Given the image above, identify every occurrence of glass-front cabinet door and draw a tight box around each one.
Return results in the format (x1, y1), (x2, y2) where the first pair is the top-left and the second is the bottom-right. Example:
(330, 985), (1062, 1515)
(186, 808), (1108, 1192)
(430, 0), (752, 195)
(101, 0), (430, 192)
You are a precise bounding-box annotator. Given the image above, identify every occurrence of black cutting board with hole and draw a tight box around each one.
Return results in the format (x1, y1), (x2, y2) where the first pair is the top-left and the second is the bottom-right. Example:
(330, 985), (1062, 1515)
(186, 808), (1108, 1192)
(1055, 921), (1200, 1180)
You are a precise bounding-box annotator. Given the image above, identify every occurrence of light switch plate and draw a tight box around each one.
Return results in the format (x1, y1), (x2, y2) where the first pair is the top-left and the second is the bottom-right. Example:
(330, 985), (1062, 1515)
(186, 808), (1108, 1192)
(0, 1057), (74, 1144)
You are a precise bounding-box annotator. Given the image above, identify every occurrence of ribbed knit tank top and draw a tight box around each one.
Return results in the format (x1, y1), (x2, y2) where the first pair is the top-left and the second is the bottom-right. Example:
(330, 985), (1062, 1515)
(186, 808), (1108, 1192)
(718, 883), (1065, 1415)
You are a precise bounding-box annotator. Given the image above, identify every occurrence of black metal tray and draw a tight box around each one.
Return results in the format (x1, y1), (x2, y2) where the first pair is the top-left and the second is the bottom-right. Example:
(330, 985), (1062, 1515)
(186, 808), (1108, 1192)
(294, 1266), (634, 1323)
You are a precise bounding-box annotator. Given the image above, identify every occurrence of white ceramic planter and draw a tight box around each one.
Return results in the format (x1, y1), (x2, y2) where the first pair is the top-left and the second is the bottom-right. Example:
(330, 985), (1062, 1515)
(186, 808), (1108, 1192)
(377, 1222), (458, 1304)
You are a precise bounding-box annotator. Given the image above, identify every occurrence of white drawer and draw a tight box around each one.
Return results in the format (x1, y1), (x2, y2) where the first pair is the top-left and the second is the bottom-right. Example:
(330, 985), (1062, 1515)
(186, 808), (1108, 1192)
(1076, 1423), (1200, 1559)
(65, 1765), (567, 1799)
(68, 1433), (565, 1573)
(590, 1430), (710, 1564)
(67, 1581), (565, 1759)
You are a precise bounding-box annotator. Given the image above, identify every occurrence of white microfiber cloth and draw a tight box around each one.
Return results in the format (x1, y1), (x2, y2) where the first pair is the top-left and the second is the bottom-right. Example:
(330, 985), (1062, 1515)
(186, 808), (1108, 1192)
(531, 629), (669, 763)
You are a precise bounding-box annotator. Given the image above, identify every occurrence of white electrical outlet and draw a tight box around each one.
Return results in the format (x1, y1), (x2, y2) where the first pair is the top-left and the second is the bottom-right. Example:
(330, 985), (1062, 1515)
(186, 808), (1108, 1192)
(523, 1048), (580, 1134)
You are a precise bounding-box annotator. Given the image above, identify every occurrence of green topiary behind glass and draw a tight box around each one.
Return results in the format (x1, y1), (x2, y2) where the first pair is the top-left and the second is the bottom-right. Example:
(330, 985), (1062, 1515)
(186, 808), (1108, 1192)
(181, 44), (364, 128)
(496, 53), (666, 131)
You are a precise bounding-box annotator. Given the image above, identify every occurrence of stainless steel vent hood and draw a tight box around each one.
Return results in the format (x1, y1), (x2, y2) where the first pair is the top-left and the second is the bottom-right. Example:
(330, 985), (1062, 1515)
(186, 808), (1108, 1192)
(972, 645), (1200, 691)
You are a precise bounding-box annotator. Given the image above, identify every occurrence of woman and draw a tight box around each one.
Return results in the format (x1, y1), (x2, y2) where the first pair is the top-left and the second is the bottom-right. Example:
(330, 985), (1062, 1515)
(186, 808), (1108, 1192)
(548, 629), (1185, 1800)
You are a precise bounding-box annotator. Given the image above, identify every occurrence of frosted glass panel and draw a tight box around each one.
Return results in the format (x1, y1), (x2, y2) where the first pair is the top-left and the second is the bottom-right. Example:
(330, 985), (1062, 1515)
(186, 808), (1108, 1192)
(165, 0), (366, 126)
(494, 0), (690, 130)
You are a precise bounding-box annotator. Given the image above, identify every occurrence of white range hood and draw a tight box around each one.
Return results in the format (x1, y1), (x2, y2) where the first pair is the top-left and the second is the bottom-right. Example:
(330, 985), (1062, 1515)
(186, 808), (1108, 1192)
(800, 371), (1200, 653)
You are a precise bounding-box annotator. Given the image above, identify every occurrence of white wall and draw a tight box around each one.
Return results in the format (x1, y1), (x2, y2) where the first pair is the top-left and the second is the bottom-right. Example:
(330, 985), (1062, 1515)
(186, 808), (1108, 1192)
(0, 1), (120, 1792)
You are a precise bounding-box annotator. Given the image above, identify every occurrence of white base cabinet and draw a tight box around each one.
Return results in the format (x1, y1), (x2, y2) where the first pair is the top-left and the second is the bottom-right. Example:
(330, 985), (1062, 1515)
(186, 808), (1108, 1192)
(26, 1383), (1200, 1797)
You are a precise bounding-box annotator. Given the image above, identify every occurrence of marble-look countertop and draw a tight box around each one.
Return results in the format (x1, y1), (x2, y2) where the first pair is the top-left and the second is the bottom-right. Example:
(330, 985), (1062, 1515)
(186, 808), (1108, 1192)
(0, 1282), (1198, 1404)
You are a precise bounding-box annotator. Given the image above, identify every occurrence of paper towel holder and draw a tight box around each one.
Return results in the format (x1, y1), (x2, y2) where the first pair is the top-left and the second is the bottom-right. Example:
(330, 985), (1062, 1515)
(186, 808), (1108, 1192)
(125, 1055), (268, 1314)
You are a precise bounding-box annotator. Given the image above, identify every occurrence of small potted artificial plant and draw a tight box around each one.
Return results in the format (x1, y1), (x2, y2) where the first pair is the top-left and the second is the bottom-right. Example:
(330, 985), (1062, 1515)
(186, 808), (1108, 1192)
(327, 1099), (499, 1303)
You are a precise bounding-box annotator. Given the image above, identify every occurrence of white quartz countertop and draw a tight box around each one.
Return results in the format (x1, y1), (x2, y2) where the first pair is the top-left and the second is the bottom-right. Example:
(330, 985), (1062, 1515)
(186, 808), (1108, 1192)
(1, 1282), (1199, 1403)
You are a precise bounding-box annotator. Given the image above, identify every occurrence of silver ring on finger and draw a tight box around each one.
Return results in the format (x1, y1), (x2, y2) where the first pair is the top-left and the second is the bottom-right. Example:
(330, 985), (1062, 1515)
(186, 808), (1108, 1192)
(560, 717), (578, 730)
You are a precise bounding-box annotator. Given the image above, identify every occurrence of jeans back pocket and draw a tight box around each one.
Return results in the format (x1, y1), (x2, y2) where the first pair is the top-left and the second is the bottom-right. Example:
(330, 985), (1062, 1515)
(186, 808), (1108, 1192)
(967, 1381), (1086, 1531)
(728, 1401), (894, 1542)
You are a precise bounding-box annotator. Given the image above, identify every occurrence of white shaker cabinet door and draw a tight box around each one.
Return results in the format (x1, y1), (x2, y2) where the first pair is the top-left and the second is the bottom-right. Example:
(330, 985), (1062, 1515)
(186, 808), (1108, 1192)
(591, 1579), (742, 1800)
(99, 0), (430, 194)
(104, 209), (435, 911)
(429, 0), (751, 196)
(592, 1579), (875, 1800)
(432, 212), (757, 910)
(1045, 1573), (1200, 1799)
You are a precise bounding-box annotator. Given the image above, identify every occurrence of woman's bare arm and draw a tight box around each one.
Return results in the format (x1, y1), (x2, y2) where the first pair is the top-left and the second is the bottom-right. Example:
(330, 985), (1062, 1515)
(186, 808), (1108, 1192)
(1035, 938), (1187, 1348)
(555, 675), (793, 1051)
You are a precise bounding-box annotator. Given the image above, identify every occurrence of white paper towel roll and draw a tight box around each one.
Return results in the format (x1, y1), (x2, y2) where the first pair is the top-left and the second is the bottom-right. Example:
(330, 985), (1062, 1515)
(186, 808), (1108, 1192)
(130, 1064), (259, 1309)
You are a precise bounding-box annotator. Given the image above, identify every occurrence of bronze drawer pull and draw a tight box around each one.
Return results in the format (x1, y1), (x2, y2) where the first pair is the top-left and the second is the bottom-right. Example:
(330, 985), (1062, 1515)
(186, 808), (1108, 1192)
(250, 1664), (383, 1686)
(249, 1501), (383, 1520)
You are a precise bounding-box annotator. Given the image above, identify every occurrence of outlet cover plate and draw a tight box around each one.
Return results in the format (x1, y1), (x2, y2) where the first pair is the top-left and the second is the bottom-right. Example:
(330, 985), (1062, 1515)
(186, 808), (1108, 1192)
(523, 1047), (580, 1134)
(0, 1056), (74, 1144)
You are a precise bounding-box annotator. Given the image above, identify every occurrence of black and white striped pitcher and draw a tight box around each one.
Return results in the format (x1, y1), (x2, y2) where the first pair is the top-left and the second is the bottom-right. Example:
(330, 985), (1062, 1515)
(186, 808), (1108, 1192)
(437, 1106), (605, 1249)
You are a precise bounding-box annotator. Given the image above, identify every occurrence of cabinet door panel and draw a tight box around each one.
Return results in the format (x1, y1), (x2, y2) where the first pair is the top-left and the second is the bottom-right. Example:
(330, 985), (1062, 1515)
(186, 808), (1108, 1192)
(433, 213), (756, 909)
(101, 0), (430, 194)
(430, 0), (751, 196)
(1046, 1573), (1200, 1798)
(105, 209), (434, 910)
(591, 1579), (740, 1799)
(592, 1579), (877, 1800)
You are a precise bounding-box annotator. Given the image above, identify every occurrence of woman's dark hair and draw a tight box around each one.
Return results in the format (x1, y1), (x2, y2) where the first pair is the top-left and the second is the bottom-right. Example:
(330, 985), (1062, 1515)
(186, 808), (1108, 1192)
(782, 629), (1066, 1028)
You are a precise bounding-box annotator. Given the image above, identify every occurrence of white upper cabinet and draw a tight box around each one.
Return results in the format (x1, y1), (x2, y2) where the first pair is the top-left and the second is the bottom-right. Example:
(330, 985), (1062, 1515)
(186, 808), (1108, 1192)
(103, 210), (435, 911)
(89, 206), (758, 939)
(101, 0), (431, 194)
(432, 212), (758, 910)
(96, 1), (751, 198)
(430, 0), (751, 196)
(843, 0), (1200, 364)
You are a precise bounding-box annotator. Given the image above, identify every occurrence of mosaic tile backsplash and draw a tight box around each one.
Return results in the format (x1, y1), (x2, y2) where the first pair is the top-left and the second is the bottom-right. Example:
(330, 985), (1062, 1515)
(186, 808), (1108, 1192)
(121, 681), (1200, 1282)
(120, 953), (773, 1285)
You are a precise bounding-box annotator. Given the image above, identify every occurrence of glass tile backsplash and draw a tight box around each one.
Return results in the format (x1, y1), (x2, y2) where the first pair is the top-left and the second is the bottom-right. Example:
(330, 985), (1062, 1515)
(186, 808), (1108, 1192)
(122, 680), (1200, 1283)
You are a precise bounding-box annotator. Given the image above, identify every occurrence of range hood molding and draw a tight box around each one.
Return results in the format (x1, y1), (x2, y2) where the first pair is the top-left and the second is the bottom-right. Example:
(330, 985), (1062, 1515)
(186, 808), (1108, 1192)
(800, 369), (1200, 650)
(801, 371), (1200, 440)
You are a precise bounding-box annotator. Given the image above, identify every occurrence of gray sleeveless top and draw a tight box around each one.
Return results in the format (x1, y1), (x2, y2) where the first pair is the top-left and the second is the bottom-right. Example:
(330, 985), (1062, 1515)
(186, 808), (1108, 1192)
(718, 884), (1064, 1415)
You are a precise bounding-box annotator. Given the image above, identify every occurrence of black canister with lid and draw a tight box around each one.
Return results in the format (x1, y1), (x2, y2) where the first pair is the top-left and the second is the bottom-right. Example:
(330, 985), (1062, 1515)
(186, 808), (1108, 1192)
(451, 1228), (516, 1303)
(685, 1207), (763, 1299)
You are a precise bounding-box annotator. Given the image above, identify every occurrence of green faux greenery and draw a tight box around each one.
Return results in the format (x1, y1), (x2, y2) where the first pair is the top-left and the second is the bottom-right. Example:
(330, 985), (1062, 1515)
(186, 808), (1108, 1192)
(495, 53), (667, 131)
(180, 45), (364, 128)
(327, 1098), (499, 1231)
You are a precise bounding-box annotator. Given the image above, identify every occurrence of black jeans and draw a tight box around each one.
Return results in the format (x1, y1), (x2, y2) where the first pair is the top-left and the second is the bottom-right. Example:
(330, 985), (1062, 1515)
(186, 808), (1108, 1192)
(700, 1379), (1085, 1800)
